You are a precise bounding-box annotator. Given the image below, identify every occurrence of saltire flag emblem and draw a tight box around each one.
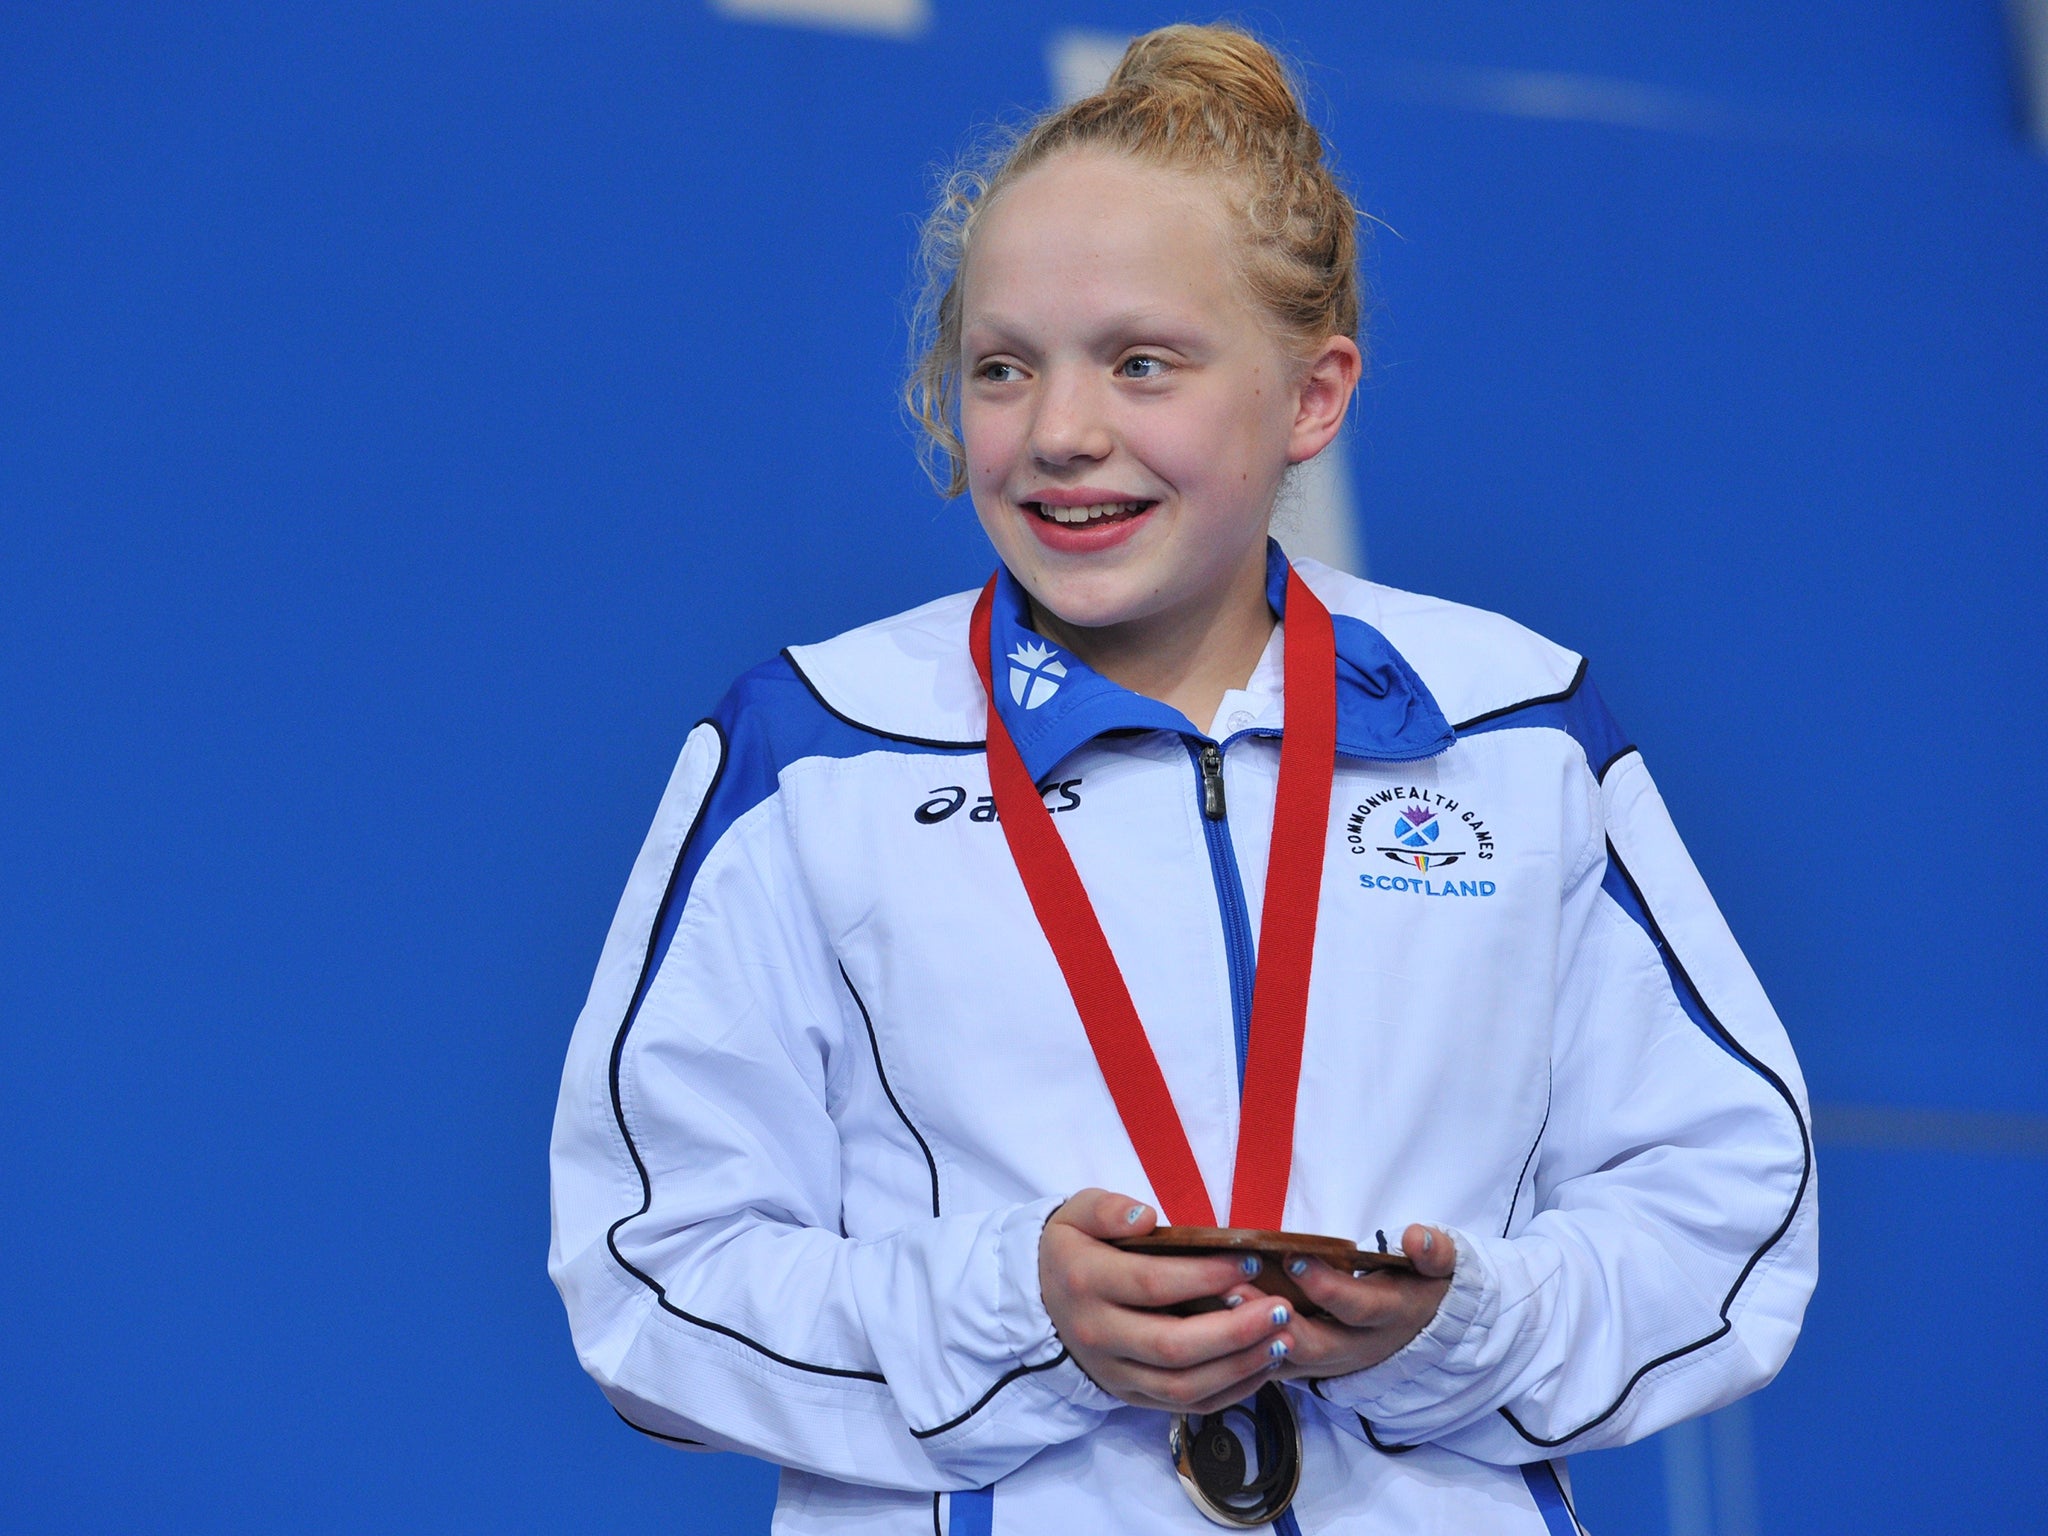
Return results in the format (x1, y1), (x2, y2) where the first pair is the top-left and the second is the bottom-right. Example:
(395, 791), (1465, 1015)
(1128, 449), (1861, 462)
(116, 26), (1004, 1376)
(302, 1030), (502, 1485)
(1393, 805), (1440, 848)
(1381, 804), (1462, 872)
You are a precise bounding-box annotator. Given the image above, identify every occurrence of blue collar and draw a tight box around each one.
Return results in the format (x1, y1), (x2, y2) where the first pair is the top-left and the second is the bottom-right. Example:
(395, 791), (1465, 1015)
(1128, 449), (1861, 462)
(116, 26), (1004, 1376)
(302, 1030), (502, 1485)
(987, 541), (1456, 781)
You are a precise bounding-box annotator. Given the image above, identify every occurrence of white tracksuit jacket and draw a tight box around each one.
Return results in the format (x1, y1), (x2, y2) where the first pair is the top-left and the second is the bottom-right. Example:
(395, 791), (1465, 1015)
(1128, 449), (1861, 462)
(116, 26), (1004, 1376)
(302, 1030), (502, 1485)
(549, 547), (1817, 1535)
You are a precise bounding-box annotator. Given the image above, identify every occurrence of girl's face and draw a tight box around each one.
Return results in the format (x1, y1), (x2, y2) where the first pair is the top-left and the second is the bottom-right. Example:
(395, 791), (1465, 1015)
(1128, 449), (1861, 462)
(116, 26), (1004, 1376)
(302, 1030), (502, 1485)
(958, 150), (1353, 644)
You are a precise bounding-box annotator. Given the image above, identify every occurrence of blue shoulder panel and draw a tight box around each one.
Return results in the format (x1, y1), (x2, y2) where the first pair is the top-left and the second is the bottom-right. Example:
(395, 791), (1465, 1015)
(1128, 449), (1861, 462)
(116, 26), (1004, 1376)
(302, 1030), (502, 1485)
(630, 653), (980, 1038)
(1454, 658), (1632, 781)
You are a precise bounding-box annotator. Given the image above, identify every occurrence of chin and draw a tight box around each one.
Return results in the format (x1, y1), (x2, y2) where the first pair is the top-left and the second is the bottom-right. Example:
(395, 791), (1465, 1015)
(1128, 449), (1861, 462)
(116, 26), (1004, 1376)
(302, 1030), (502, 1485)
(1025, 573), (1167, 635)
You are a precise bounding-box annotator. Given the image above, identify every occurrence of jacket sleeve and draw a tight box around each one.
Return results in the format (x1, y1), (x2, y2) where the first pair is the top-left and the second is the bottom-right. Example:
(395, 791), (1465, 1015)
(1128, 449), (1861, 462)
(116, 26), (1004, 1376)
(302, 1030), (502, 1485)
(1310, 719), (1817, 1463)
(548, 701), (1116, 1492)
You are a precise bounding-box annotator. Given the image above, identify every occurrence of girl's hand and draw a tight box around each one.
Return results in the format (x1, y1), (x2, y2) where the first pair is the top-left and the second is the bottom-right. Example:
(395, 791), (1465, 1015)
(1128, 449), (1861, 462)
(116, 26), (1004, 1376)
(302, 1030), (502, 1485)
(1273, 1224), (1456, 1381)
(1039, 1190), (1296, 1415)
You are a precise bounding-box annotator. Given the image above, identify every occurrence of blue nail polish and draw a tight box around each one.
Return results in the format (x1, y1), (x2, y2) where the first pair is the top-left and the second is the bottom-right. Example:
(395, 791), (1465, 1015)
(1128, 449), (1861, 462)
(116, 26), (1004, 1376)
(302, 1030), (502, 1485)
(1270, 1305), (1290, 1326)
(1287, 1257), (1308, 1277)
(1268, 1339), (1290, 1361)
(1224, 1294), (1244, 1309)
(1241, 1255), (1261, 1276)
(1421, 1229), (1435, 1253)
(1125, 1205), (1145, 1225)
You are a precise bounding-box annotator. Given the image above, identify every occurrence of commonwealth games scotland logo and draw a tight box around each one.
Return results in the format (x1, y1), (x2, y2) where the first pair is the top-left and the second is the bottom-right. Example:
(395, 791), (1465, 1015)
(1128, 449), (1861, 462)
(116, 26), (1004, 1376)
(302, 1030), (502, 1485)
(1008, 640), (1067, 710)
(1344, 785), (1500, 898)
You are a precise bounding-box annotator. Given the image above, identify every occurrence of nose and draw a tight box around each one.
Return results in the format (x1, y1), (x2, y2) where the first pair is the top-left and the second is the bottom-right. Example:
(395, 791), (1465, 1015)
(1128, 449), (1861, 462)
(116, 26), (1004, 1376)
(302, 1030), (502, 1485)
(1028, 366), (1113, 468)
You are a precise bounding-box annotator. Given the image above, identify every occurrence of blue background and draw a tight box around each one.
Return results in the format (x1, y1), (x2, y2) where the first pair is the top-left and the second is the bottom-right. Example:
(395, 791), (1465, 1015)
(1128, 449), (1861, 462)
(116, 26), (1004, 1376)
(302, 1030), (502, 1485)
(3, 4), (2043, 1532)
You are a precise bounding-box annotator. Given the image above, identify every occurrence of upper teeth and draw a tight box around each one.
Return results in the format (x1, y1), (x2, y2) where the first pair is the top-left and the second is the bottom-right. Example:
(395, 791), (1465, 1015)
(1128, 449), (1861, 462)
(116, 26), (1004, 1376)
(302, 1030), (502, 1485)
(1038, 501), (1146, 524)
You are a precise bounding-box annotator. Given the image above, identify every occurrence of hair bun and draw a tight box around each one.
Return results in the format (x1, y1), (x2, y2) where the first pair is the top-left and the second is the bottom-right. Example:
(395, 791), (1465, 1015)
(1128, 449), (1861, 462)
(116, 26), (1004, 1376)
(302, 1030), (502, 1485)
(1104, 23), (1305, 135)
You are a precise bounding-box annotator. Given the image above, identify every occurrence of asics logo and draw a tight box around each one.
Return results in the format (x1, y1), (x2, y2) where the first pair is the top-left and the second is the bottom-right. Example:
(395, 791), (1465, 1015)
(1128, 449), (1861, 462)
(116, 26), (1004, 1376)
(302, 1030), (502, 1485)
(914, 779), (1083, 824)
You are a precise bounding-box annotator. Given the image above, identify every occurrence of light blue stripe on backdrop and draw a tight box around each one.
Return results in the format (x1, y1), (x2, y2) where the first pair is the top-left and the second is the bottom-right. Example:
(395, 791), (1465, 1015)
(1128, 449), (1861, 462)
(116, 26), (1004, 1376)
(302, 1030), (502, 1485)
(1813, 1102), (2048, 1157)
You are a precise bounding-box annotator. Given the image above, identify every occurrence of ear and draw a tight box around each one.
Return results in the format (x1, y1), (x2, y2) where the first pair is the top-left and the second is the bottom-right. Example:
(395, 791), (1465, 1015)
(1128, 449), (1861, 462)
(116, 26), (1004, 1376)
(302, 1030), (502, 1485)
(1285, 336), (1363, 465)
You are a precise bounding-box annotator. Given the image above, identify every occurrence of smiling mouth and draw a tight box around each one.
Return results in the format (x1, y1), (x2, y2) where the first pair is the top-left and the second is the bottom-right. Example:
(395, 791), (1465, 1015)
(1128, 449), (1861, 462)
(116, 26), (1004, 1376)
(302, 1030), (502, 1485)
(1024, 499), (1157, 526)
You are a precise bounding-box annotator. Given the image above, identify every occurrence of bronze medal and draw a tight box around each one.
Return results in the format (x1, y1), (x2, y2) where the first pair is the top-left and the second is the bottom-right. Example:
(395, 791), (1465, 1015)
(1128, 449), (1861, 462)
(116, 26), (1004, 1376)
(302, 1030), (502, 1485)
(1171, 1383), (1303, 1528)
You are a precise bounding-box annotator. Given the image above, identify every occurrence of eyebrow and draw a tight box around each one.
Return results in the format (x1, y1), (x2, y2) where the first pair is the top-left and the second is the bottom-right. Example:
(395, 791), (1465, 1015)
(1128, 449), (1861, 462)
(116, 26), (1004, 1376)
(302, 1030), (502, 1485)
(962, 309), (1210, 353)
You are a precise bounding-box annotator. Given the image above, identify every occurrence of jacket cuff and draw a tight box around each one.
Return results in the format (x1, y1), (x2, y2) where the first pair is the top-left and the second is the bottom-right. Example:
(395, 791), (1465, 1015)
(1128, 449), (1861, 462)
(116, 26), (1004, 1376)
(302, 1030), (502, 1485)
(1311, 1226), (1498, 1419)
(995, 1194), (1121, 1413)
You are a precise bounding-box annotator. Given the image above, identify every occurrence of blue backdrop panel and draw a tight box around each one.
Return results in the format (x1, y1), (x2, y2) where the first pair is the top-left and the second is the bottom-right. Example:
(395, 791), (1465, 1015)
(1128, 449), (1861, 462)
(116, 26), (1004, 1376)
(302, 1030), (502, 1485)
(1, 3), (2041, 1533)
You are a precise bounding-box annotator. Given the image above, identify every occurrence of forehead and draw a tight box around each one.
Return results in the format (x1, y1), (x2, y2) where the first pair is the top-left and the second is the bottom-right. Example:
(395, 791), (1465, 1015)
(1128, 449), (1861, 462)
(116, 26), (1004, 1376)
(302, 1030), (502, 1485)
(960, 151), (1253, 337)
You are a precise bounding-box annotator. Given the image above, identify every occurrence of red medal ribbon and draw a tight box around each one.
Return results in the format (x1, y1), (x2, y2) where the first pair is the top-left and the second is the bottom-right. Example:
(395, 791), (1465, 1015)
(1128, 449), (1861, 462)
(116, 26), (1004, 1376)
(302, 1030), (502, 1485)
(969, 569), (1338, 1230)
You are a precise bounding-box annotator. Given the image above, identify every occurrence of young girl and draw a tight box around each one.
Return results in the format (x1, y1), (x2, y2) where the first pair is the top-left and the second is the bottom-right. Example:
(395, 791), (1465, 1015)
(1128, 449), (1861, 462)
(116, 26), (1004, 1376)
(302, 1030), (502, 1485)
(550, 24), (1815, 1535)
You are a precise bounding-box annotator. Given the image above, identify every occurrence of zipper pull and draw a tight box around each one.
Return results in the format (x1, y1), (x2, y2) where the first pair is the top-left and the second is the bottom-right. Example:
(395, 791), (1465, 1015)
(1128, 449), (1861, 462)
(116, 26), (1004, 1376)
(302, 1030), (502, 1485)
(1199, 744), (1227, 821)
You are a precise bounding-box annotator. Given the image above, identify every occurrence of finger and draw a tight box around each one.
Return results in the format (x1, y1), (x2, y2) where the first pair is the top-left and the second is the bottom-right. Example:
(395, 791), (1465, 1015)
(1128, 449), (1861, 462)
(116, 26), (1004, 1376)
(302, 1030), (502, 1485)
(1267, 1313), (1387, 1378)
(1096, 1250), (1267, 1311)
(1041, 1241), (1247, 1349)
(1051, 1277), (1268, 1365)
(1403, 1223), (1456, 1279)
(1103, 1291), (1294, 1371)
(1285, 1257), (1409, 1329)
(1119, 1327), (1296, 1413)
(1050, 1188), (1158, 1240)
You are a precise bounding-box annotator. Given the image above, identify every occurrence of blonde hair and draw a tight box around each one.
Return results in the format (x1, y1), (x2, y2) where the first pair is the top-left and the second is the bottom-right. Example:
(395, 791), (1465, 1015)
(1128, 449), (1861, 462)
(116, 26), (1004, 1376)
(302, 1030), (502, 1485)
(905, 22), (1364, 497)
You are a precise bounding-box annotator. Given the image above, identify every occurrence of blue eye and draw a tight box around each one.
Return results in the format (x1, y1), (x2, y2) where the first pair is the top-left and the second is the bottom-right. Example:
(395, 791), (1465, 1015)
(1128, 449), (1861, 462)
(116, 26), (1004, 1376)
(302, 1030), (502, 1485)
(1118, 354), (1167, 379)
(976, 361), (1022, 383)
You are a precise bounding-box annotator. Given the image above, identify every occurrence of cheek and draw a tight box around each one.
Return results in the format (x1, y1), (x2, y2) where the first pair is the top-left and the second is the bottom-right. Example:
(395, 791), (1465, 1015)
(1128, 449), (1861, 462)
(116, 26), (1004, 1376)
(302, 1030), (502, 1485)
(1140, 401), (1256, 493)
(1196, 378), (1294, 488)
(959, 403), (1016, 485)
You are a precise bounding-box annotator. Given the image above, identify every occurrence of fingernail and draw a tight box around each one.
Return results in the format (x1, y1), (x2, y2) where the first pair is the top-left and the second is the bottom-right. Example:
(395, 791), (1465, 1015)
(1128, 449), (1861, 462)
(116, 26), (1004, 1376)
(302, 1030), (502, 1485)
(1224, 1294), (1245, 1309)
(1286, 1257), (1308, 1277)
(1270, 1305), (1290, 1327)
(1241, 1256), (1262, 1276)
(1421, 1229), (1435, 1253)
(1268, 1339), (1290, 1361)
(1125, 1204), (1147, 1226)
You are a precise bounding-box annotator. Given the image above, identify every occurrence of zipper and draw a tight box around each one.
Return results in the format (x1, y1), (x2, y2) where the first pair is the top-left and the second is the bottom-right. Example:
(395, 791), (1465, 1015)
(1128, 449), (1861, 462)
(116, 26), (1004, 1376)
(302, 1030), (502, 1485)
(1199, 743), (1227, 820)
(1187, 741), (1257, 1089)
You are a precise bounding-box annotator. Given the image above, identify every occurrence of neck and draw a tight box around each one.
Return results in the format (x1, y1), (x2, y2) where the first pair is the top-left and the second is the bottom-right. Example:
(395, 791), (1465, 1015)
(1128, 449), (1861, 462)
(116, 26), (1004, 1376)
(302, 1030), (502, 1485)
(1028, 555), (1277, 731)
